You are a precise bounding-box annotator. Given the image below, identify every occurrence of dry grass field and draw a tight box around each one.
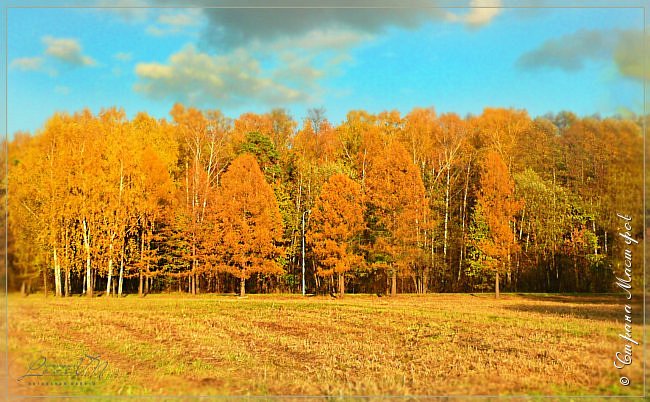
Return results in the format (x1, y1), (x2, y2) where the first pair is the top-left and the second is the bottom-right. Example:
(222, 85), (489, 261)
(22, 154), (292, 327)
(6, 293), (646, 398)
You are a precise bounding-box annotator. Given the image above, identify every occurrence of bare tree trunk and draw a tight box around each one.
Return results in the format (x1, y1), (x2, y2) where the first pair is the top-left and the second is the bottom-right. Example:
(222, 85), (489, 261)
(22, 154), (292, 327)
(53, 247), (62, 297)
(63, 227), (69, 297)
(430, 227), (435, 287)
(391, 270), (397, 296)
(118, 252), (124, 297)
(458, 162), (471, 282)
(443, 166), (450, 266)
(574, 258), (580, 292)
(240, 277), (246, 297)
(422, 275), (426, 293)
(82, 218), (92, 298)
(592, 218), (598, 255)
(139, 231), (144, 297)
(495, 268), (500, 299)
(338, 273), (344, 296)
(43, 268), (48, 297)
(106, 242), (114, 298)
(514, 256), (520, 291)
(64, 268), (70, 297)
(519, 206), (525, 241)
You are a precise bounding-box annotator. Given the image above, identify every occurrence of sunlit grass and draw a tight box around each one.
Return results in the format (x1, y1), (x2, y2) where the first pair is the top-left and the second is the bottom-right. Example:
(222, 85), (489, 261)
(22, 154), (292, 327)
(7, 293), (645, 397)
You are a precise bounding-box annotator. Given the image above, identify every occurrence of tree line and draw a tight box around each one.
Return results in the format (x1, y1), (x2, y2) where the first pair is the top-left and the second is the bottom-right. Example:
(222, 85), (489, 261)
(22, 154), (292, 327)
(4, 105), (644, 298)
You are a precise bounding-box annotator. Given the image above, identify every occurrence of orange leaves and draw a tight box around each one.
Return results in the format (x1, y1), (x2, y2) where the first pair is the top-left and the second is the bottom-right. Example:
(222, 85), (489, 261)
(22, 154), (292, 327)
(8, 102), (642, 295)
(293, 117), (338, 164)
(308, 174), (365, 277)
(366, 142), (427, 230)
(563, 225), (593, 257)
(212, 154), (284, 280)
(476, 150), (522, 264)
(233, 109), (296, 153)
(366, 141), (429, 273)
(403, 107), (436, 165)
(472, 108), (531, 163)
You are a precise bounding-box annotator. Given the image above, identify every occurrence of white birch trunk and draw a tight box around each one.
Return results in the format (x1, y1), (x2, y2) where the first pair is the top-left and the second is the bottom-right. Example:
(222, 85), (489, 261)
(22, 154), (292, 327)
(83, 218), (92, 297)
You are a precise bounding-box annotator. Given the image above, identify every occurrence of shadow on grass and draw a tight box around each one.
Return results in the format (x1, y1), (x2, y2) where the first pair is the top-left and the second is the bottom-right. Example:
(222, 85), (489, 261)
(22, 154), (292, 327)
(503, 294), (643, 323)
(512, 293), (619, 305)
(503, 303), (620, 322)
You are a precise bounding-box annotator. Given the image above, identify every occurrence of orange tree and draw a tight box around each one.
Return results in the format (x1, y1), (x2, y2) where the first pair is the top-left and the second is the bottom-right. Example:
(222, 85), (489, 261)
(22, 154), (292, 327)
(474, 150), (522, 298)
(366, 141), (428, 296)
(212, 154), (284, 296)
(307, 174), (365, 296)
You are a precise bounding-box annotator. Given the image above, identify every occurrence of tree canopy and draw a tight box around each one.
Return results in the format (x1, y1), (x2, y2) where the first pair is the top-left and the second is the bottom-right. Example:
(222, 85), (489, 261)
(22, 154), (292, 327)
(5, 104), (643, 297)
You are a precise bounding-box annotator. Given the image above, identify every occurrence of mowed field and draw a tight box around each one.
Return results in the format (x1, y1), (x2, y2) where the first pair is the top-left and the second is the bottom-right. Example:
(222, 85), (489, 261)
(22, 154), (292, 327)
(6, 293), (645, 398)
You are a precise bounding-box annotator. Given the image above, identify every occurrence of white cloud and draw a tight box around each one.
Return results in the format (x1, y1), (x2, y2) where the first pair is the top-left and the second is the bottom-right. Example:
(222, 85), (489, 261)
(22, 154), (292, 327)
(10, 57), (45, 71)
(132, 3), (505, 109)
(200, 7), (444, 49)
(10, 56), (57, 76)
(465, 8), (501, 27)
(158, 10), (201, 27)
(446, 0), (503, 28)
(134, 24), (368, 108)
(134, 44), (308, 107)
(94, 0), (151, 23)
(43, 36), (96, 67)
(11, 36), (96, 76)
(517, 29), (646, 82)
(145, 9), (203, 37)
(199, 3), (501, 51)
(274, 52), (325, 84)
(136, 62), (173, 80)
(267, 29), (373, 52)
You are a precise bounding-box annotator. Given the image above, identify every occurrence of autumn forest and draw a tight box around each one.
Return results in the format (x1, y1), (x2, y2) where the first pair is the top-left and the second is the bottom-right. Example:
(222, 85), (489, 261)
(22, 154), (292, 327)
(5, 105), (644, 298)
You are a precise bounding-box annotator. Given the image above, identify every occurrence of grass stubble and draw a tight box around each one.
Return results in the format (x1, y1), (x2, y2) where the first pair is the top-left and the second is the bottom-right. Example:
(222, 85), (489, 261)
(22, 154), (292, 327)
(6, 293), (645, 398)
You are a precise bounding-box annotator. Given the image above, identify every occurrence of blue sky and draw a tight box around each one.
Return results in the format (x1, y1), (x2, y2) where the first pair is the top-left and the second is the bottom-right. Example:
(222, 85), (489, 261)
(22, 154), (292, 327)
(7, 3), (644, 136)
